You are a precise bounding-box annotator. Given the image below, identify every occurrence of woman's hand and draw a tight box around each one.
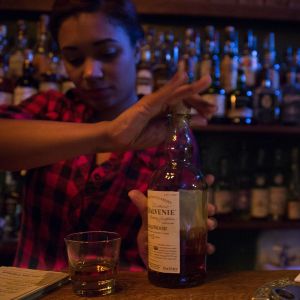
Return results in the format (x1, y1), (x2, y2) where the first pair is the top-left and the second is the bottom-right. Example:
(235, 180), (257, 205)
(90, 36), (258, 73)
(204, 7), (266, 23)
(105, 72), (215, 152)
(128, 174), (217, 267)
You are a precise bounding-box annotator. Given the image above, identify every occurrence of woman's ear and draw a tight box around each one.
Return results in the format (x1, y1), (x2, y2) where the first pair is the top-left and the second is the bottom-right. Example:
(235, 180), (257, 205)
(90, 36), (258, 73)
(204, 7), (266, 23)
(134, 41), (142, 65)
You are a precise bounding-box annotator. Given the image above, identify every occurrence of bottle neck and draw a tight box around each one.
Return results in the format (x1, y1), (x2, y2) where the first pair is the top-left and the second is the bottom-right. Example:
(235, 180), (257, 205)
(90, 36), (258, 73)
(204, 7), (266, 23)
(166, 113), (193, 163)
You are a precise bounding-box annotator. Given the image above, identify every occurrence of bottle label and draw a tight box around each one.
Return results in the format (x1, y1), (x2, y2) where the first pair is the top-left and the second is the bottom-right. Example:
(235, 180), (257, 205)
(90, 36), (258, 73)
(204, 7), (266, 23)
(214, 190), (233, 214)
(261, 94), (273, 109)
(14, 87), (37, 105)
(235, 189), (250, 210)
(288, 201), (300, 220)
(201, 93), (226, 117)
(251, 188), (269, 218)
(221, 56), (238, 92)
(9, 51), (24, 78)
(147, 189), (206, 274)
(269, 186), (287, 217)
(136, 69), (153, 96)
(0, 92), (13, 105)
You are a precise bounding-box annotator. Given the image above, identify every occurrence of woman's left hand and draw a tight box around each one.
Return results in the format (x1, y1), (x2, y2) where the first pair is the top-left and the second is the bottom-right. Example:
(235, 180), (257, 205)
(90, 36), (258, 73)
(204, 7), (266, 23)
(128, 174), (217, 267)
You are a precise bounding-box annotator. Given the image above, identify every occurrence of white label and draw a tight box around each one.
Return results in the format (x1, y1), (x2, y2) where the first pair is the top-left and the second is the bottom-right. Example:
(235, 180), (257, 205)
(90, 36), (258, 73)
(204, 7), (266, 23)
(269, 186), (287, 217)
(214, 190), (233, 214)
(221, 56), (238, 92)
(9, 51), (24, 78)
(136, 69), (153, 96)
(0, 92), (13, 105)
(14, 87), (37, 105)
(288, 201), (300, 220)
(201, 93), (226, 117)
(147, 189), (206, 274)
(148, 190), (180, 274)
(251, 188), (269, 218)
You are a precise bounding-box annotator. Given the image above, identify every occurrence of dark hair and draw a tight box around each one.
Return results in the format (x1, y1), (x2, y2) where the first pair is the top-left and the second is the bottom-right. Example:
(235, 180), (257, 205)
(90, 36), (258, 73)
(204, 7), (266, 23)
(49, 0), (144, 45)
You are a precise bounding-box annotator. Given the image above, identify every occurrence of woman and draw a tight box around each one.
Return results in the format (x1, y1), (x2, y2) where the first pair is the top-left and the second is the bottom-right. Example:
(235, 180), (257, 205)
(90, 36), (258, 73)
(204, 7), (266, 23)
(0, 0), (216, 271)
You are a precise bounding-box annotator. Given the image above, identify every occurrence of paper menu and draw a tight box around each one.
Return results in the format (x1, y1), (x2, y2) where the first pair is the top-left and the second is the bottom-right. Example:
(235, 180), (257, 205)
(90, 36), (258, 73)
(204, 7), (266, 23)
(0, 266), (69, 300)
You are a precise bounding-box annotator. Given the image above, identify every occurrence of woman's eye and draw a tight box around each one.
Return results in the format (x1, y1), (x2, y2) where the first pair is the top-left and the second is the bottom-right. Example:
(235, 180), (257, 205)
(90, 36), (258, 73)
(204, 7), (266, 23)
(97, 48), (119, 61)
(68, 57), (84, 66)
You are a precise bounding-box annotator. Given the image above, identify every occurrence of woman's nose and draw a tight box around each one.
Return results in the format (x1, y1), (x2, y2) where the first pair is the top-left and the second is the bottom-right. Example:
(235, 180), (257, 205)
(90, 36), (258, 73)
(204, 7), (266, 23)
(83, 58), (104, 79)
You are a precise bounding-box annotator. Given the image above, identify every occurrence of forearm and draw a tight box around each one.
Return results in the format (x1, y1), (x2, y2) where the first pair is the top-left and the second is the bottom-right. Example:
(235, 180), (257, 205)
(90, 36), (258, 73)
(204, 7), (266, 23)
(0, 119), (110, 171)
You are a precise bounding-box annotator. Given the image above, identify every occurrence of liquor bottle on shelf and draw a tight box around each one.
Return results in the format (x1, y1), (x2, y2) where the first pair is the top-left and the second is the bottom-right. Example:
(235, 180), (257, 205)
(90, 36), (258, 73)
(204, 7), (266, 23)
(33, 14), (51, 81)
(220, 26), (239, 94)
(8, 20), (30, 83)
(287, 147), (300, 221)
(253, 67), (281, 124)
(213, 156), (233, 220)
(202, 55), (226, 124)
(262, 32), (280, 90)
(234, 143), (251, 220)
(281, 63), (300, 125)
(0, 31), (14, 105)
(240, 30), (259, 89)
(269, 148), (287, 221)
(13, 50), (38, 105)
(147, 102), (207, 288)
(39, 51), (60, 92)
(136, 42), (153, 97)
(226, 67), (253, 125)
(250, 148), (269, 220)
(200, 25), (216, 78)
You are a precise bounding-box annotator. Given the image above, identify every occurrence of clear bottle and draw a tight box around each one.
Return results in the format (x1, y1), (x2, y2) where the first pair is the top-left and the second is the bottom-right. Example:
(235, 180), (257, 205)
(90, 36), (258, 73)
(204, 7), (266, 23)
(147, 103), (207, 288)
(287, 147), (300, 221)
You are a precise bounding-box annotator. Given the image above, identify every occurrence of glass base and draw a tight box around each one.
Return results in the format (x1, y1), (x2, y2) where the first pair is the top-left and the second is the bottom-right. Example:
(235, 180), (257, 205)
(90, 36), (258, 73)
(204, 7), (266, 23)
(72, 278), (115, 297)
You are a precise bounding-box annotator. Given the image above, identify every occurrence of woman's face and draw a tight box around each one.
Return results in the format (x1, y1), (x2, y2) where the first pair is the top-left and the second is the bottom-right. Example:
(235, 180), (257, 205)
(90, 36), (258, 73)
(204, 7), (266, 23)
(58, 12), (139, 120)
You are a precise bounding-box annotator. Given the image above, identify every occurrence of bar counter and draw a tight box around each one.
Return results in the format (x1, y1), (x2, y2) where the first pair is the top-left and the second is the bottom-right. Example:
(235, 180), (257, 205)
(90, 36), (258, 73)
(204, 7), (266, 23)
(43, 270), (299, 299)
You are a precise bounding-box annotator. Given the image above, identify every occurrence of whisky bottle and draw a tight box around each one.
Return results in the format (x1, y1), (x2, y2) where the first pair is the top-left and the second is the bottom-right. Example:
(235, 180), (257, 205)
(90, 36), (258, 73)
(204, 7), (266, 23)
(220, 26), (239, 94)
(269, 148), (287, 221)
(136, 42), (153, 97)
(213, 156), (233, 220)
(13, 50), (38, 105)
(253, 67), (281, 124)
(226, 68), (253, 125)
(202, 57), (226, 124)
(148, 103), (207, 288)
(250, 148), (269, 219)
(287, 147), (300, 221)
(234, 143), (251, 220)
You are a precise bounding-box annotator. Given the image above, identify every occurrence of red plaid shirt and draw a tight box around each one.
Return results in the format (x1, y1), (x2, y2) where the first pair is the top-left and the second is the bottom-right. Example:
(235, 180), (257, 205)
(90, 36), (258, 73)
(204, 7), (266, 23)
(0, 89), (199, 271)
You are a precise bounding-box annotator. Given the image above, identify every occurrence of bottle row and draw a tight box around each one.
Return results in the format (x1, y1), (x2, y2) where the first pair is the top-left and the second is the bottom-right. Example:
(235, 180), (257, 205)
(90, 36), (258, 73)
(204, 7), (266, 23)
(209, 146), (300, 221)
(1, 18), (300, 125)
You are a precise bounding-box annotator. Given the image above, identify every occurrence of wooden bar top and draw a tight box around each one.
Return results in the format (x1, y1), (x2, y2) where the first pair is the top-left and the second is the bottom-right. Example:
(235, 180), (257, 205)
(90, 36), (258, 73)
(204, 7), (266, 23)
(43, 270), (299, 299)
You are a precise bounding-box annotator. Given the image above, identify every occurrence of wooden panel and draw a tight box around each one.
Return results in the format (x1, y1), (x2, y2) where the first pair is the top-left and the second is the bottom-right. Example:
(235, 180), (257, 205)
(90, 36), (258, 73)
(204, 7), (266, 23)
(264, 0), (290, 7)
(239, 0), (264, 5)
(289, 0), (300, 8)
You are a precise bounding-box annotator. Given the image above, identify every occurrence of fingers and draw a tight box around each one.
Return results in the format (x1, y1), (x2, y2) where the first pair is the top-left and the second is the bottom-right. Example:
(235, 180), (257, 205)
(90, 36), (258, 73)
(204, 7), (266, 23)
(207, 243), (216, 255)
(205, 174), (215, 186)
(128, 189), (148, 227)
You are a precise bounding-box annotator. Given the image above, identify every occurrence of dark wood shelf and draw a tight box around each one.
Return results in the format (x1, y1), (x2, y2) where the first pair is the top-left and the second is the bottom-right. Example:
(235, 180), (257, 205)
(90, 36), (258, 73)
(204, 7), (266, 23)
(1, 0), (300, 23)
(218, 220), (300, 230)
(192, 124), (300, 135)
